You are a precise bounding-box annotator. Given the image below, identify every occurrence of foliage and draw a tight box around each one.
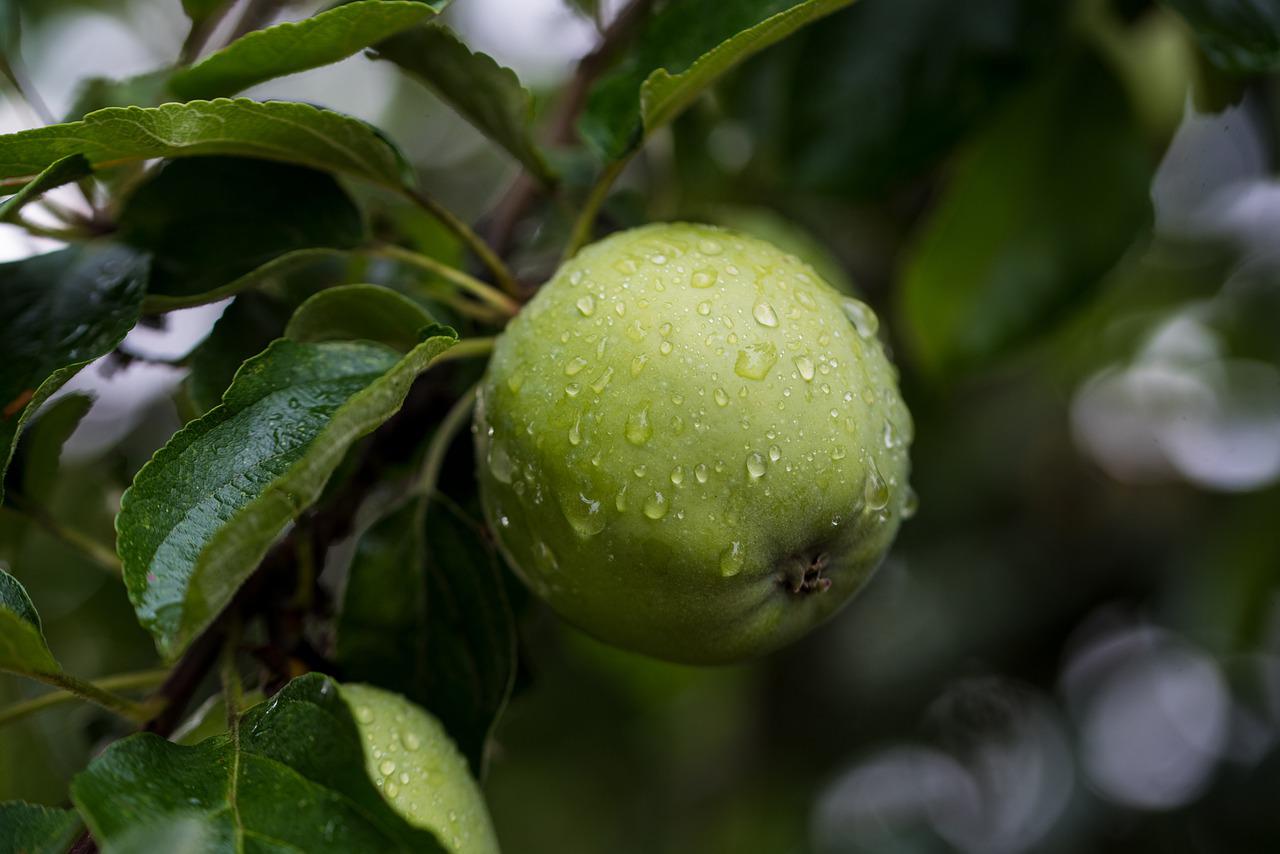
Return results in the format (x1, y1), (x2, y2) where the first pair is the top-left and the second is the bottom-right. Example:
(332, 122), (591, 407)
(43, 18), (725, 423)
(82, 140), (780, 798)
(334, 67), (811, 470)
(0, 0), (1277, 852)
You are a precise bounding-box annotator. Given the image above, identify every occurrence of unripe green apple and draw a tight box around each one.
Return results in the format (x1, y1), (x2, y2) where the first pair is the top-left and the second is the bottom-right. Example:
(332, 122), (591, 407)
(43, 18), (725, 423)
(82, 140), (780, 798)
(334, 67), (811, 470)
(474, 222), (913, 664)
(341, 684), (500, 854)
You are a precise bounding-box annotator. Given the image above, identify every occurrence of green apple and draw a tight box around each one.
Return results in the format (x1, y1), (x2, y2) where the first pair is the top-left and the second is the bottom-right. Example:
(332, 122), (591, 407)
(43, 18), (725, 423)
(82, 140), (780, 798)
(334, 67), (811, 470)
(474, 222), (912, 664)
(341, 684), (500, 854)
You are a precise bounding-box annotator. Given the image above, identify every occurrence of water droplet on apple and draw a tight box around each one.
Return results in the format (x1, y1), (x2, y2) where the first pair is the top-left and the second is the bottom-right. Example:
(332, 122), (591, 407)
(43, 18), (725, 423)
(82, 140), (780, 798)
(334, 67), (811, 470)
(753, 300), (779, 328)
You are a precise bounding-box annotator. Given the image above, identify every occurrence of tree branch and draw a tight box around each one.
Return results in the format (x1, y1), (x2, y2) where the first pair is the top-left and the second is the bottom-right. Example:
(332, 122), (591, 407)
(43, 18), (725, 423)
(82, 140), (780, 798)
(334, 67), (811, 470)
(485, 0), (656, 257)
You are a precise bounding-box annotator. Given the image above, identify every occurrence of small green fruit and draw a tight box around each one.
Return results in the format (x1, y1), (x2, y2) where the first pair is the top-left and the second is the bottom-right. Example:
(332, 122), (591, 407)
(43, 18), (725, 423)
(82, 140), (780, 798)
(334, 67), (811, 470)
(475, 223), (912, 663)
(341, 684), (500, 854)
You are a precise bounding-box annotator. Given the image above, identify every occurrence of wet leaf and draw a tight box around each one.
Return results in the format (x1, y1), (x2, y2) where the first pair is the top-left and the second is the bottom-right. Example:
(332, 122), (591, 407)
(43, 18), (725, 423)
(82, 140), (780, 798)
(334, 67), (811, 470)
(117, 329), (457, 660)
(71, 674), (447, 853)
(0, 244), (148, 504)
(285, 283), (435, 352)
(337, 496), (516, 776)
(0, 99), (412, 196)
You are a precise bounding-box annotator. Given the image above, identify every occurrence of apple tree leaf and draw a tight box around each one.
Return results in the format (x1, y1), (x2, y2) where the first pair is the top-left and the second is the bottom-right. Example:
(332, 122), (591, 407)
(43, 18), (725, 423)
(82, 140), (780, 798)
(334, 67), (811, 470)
(0, 244), (149, 505)
(0, 568), (60, 676)
(170, 0), (445, 100)
(71, 674), (447, 853)
(725, 0), (1065, 199)
(375, 23), (553, 181)
(0, 154), (90, 223)
(0, 801), (81, 854)
(117, 157), (365, 308)
(285, 283), (435, 351)
(0, 99), (412, 195)
(580, 0), (854, 161)
(117, 325), (458, 660)
(336, 494), (516, 777)
(1164, 0), (1280, 73)
(186, 294), (296, 415)
(898, 52), (1152, 377)
(6, 392), (94, 506)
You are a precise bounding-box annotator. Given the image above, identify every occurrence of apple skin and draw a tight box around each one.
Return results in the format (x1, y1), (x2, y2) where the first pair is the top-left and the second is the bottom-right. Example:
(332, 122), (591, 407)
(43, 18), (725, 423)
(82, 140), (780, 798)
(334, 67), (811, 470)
(341, 684), (500, 854)
(474, 222), (913, 664)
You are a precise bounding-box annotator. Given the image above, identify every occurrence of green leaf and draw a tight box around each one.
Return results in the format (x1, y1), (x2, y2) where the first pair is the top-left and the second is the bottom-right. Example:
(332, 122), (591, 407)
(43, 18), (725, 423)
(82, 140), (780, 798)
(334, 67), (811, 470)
(9, 392), (93, 505)
(117, 157), (365, 305)
(172, 689), (266, 746)
(730, 0), (1065, 198)
(0, 99), (412, 196)
(285, 283), (435, 351)
(337, 494), (516, 777)
(0, 0), (18, 56)
(144, 247), (352, 313)
(0, 154), (90, 223)
(375, 23), (553, 181)
(170, 1), (441, 100)
(0, 568), (60, 676)
(580, 0), (853, 161)
(118, 330), (457, 660)
(1164, 0), (1280, 73)
(0, 244), (148, 505)
(187, 294), (294, 415)
(63, 70), (175, 121)
(72, 674), (447, 853)
(898, 52), (1152, 377)
(0, 801), (81, 854)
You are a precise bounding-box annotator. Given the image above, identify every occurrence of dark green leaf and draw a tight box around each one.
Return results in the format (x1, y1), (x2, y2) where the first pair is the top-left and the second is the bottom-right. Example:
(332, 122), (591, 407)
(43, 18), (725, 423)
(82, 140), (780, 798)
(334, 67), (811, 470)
(0, 0), (18, 56)
(337, 495), (516, 777)
(899, 52), (1152, 376)
(0, 153), (90, 222)
(0, 244), (148, 504)
(418, 499), (516, 776)
(0, 801), (81, 854)
(337, 503), (427, 702)
(0, 567), (60, 676)
(117, 157), (364, 305)
(71, 674), (447, 853)
(580, 0), (853, 161)
(186, 294), (293, 415)
(170, 1), (442, 100)
(172, 689), (265, 746)
(63, 70), (176, 121)
(118, 331), (457, 660)
(1164, 0), (1280, 73)
(8, 392), (93, 505)
(737, 0), (1065, 198)
(375, 24), (552, 180)
(145, 248), (352, 313)
(285, 283), (435, 351)
(0, 99), (412, 195)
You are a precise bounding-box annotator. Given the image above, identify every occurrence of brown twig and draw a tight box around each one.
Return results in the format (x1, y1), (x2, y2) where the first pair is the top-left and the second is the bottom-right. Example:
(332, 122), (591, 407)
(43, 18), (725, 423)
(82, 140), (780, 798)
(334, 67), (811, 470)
(226, 0), (283, 44)
(178, 0), (238, 64)
(485, 0), (656, 256)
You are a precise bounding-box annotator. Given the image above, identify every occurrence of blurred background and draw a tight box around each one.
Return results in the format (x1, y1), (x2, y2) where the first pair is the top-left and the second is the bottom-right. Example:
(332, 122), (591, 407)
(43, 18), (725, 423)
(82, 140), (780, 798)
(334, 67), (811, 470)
(3, 0), (1280, 852)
